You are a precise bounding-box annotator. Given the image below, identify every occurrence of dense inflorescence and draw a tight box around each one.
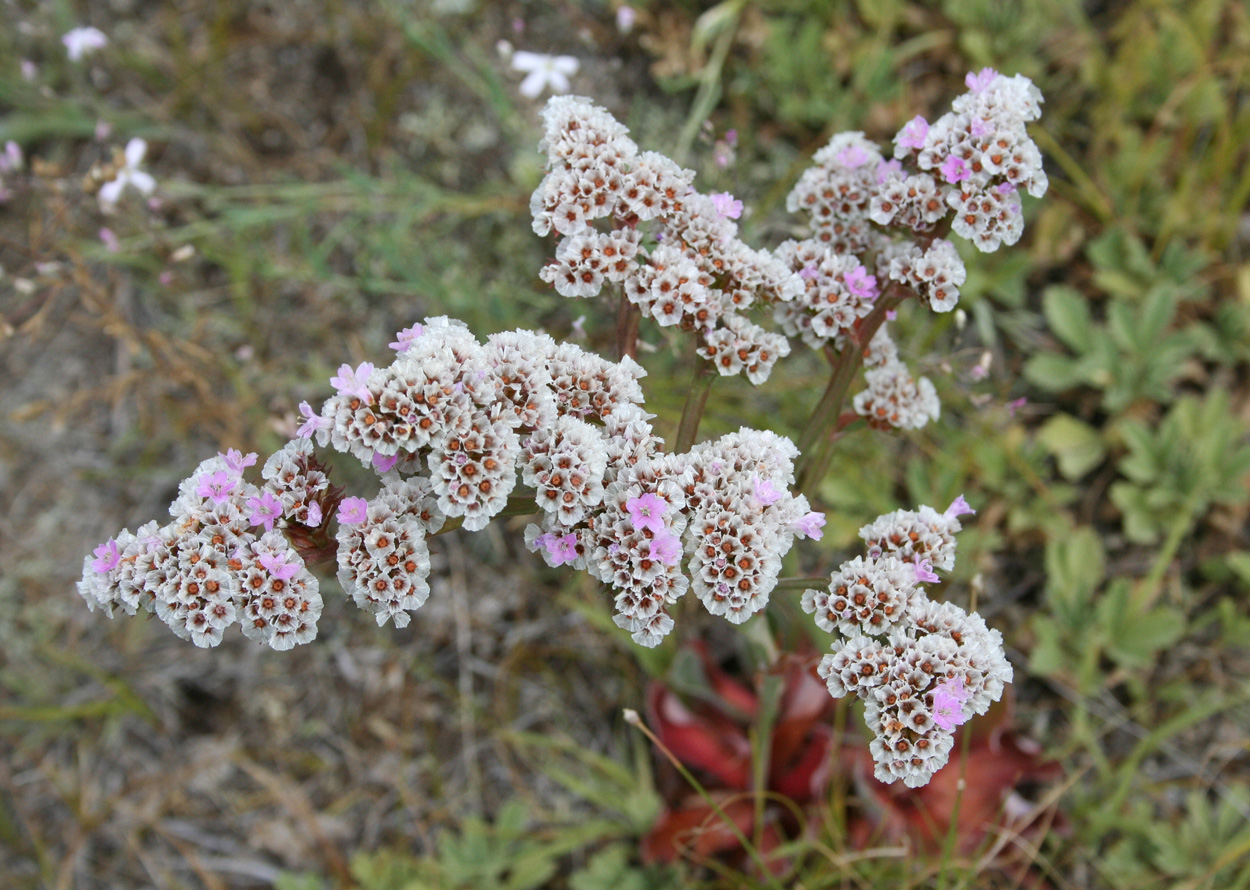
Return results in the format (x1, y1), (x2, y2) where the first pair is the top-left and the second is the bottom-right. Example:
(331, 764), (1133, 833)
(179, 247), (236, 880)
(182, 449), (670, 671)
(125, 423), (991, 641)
(80, 317), (824, 650)
(801, 496), (1011, 787)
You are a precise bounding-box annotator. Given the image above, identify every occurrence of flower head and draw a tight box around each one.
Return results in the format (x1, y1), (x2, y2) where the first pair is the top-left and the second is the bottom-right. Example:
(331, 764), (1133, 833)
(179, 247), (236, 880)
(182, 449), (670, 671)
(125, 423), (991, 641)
(940, 154), (971, 184)
(296, 401), (330, 439)
(91, 538), (120, 573)
(63, 27), (108, 62)
(626, 493), (668, 534)
(511, 51), (579, 98)
(247, 492), (283, 532)
(896, 115), (929, 150)
(710, 192), (743, 220)
(337, 497), (369, 525)
(98, 138), (156, 212)
(791, 511), (826, 540)
(195, 470), (237, 504)
(330, 362), (375, 403)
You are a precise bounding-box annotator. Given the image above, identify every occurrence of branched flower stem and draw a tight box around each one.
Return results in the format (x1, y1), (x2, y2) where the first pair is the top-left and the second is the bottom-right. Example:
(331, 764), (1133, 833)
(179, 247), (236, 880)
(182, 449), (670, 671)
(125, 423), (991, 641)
(675, 348), (716, 453)
(795, 284), (908, 495)
(615, 290), (641, 361)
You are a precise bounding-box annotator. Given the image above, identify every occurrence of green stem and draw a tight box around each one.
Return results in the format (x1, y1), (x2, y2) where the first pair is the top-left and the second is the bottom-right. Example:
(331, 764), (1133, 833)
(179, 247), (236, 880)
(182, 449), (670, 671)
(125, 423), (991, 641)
(795, 285), (907, 495)
(675, 353), (716, 452)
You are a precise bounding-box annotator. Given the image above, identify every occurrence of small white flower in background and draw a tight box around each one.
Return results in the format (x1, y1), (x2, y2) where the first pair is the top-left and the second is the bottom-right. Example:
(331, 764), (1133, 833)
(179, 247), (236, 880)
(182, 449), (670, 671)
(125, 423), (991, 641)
(511, 51), (578, 99)
(0, 142), (21, 173)
(98, 138), (156, 213)
(616, 6), (637, 32)
(63, 27), (108, 62)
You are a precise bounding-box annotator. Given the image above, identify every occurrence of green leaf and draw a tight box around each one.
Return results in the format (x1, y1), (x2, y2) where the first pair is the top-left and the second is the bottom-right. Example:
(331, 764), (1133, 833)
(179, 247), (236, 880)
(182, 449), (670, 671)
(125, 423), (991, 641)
(1042, 286), (1097, 353)
(1037, 414), (1107, 479)
(1023, 352), (1087, 391)
(1043, 525), (1106, 622)
(1095, 581), (1186, 668)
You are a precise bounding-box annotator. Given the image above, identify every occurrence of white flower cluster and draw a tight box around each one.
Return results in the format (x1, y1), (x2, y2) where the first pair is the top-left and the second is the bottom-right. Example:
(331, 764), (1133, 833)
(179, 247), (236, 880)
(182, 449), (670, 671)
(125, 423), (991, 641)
(894, 69), (1047, 252)
(78, 450), (325, 650)
(801, 497), (1012, 787)
(531, 96), (802, 384)
(82, 319), (825, 651)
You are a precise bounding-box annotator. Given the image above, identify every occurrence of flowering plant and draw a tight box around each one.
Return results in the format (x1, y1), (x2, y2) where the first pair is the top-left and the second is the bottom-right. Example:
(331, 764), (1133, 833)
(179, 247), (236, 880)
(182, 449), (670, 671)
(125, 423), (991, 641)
(79, 69), (1047, 789)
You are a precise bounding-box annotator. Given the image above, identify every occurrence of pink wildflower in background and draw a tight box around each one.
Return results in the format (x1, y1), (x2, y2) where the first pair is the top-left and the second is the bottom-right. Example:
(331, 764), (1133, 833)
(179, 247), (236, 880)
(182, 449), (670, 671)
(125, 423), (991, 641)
(63, 27), (108, 62)
(247, 493), (283, 532)
(626, 493), (668, 533)
(338, 497), (369, 525)
(98, 139), (156, 212)
(511, 51), (579, 98)
(99, 228), (120, 253)
(710, 192), (743, 219)
(91, 538), (120, 573)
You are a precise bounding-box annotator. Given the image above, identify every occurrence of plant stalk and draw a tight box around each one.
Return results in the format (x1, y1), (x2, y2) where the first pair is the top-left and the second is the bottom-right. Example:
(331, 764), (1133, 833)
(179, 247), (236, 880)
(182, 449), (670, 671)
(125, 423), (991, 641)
(675, 353), (716, 452)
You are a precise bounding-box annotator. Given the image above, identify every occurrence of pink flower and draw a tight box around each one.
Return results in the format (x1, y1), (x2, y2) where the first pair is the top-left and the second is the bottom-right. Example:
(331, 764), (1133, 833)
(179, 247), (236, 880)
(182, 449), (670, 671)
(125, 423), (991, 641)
(195, 470), (236, 504)
(296, 401), (329, 439)
(835, 144), (871, 168)
(305, 502), (323, 527)
(330, 362), (375, 403)
(337, 497), (369, 525)
(652, 530), (682, 566)
(931, 677), (972, 731)
(876, 159), (902, 184)
(62, 26), (108, 62)
(710, 192), (743, 220)
(944, 495), (976, 520)
(1007, 396), (1027, 417)
(99, 228), (120, 253)
(91, 538), (121, 573)
(626, 493), (669, 534)
(259, 552), (300, 581)
(247, 492), (283, 532)
(912, 555), (940, 584)
(997, 181), (1018, 195)
(616, 6), (637, 32)
(886, 309), (897, 321)
(220, 449), (258, 476)
(724, 129), (738, 148)
(389, 324), (424, 351)
(897, 115), (929, 150)
(970, 117), (992, 138)
(965, 67), (998, 93)
(753, 475), (783, 506)
(799, 264), (819, 281)
(372, 452), (400, 473)
(940, 155), (971, 184)
(791, 511), (826, 540)
(844, 265), (878, 299)
(538, 532), (580, 566)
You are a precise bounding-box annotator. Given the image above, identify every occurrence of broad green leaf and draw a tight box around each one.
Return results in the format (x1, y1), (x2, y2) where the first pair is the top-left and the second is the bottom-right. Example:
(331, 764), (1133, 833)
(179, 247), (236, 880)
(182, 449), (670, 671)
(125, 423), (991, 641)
(1038, 414), (1107, 479)
(1043, 286), (1097, 353)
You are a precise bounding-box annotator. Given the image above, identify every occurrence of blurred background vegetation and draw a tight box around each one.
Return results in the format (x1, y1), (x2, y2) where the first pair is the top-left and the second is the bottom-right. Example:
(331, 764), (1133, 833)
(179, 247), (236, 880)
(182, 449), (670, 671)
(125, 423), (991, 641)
(1, 0), (1248, 887)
